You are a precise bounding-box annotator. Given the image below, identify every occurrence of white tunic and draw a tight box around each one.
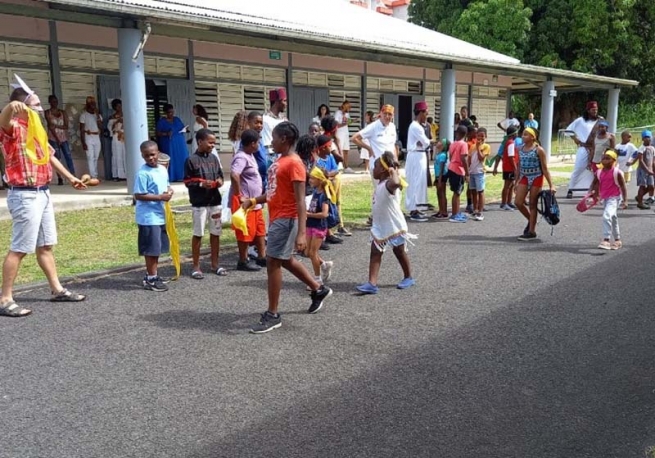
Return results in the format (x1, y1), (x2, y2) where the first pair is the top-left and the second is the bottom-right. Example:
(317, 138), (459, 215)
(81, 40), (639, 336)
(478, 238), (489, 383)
(567, 117), (599, 192)
(405, 120), (430, 211)
(335, 109), (351, 151)
(372, 180), (408, 249)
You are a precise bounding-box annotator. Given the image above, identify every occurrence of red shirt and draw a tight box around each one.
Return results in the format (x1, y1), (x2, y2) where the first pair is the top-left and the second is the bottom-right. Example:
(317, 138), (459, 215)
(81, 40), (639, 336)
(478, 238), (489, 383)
(501, 138), (518, 172)
(266, 154), (306, 222)
(0, 118), (52, 187)
(447, 140), (469, 176)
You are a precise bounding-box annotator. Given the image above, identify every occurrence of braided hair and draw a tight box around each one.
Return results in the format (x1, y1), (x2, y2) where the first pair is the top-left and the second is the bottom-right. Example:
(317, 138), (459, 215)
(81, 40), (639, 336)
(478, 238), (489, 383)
(273, 121), (300, 147)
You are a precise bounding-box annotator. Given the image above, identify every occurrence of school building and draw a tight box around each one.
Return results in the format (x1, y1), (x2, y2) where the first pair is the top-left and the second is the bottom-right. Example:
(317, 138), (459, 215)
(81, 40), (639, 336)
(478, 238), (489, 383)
(0, 0), (638, 190)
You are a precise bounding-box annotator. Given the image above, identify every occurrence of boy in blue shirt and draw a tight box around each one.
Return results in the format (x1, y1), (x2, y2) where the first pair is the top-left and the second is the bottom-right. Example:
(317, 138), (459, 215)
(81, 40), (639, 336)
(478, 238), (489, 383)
(316, 135), (344, 244)
(134, 140), (174, 292)
(433, 139), (450, 218)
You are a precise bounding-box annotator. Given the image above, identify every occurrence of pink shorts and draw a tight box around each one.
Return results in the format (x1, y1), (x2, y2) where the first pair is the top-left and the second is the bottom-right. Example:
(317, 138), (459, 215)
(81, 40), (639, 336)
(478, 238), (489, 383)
(306, 227), (328, 239)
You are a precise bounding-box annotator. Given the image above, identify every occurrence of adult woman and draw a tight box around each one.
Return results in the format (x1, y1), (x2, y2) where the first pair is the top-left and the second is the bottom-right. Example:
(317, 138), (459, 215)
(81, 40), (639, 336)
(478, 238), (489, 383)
(514, 127), (555, 241)
(190, 104), (209, 154)
(45, 94), (75, 185)
(156, 103), (188, 182)
(312, 104), (330, 125)
(227, 110), (249, 155)
(107, 98), (126, 181)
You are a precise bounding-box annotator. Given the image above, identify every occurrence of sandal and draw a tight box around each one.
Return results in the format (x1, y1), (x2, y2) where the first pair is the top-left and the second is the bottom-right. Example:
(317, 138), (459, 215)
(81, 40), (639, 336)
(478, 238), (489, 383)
(611, 240), (623, 250)
(51, 288), (86, 302)
(191, 271), (204, 280)
(215, 267), (228, 276)
(0, 300), (31, 317)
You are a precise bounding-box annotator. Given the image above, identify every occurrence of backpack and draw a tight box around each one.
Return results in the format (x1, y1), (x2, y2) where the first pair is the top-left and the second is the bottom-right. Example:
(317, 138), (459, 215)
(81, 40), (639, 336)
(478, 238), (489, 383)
(537, 190), (560, 233)
(595, 167), (621, 187)
(326, 200), (339, 229)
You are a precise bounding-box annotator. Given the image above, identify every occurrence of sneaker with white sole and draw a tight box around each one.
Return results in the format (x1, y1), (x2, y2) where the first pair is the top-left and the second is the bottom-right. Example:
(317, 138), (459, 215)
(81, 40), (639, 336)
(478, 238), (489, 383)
(308, 285), (332, 314)
(250, 311), (282, 334)
(321, 261), (334, 283)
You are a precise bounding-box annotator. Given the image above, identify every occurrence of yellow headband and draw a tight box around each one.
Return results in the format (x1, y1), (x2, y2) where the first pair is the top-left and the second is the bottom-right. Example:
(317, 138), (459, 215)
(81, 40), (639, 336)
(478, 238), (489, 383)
(381, 104), (395, 115)
(309, 167), (337, 203)
(524, 127), (538, 140)
(380, 156), (408, 189)
(604, 150), (618, 161)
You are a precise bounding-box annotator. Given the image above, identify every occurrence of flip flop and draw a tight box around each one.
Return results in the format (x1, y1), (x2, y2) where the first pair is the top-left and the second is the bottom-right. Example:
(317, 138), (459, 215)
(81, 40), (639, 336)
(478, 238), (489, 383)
(191, 271), (204, 280)
(215, 267), (228, 276)
(0, 300), (32, 317)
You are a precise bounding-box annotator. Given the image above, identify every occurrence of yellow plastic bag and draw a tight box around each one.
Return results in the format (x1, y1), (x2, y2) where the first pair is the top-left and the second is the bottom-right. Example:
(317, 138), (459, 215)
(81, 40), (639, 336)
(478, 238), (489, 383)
(164, 201), (181, 280)
(231, 207), (249, 236)
(25, 109), (50, 165)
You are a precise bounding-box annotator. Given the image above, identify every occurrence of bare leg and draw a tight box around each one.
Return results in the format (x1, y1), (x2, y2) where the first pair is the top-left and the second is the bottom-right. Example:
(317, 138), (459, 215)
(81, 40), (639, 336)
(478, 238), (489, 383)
(452, 193), (461, 216)
(255, 235), (266, 259)
(145, 256), (159, 276)
(471, 191), (478, 213)
(307, 236), (323, 276)
(35, 246), (63, 293)
(392, 244), (411, 279)
(237, 241), (249, 263)
(528, 186), (541, 233)
(209, 234), (220, 270)
(266, 257), (283, 315)
(1, 251), (26, 303)
(281, 257), (320, 290)
(437, 184), (448, 215)
(367, 242), (384, 285)
(477, 191), (485, 213)
(637, 186), (645, 205)
(191, 235), (202, 271)
(514, 184), (530, 221)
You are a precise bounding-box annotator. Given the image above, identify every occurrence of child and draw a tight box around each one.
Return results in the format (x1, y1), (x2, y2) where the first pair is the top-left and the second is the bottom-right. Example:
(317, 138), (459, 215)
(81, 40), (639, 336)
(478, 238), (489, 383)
(616, 130), (636, 184)
(493, 125), (519, 210)
(241, 122), (332, 334)
(514, 127), (554, 241)
(356, 151), (415, 294)
(305, 167), (335, 289)
(635, 130), (655, 210)
(184, 128), (225, 279)
(433, 139), (450, 219)
(590, 150), (627, 250)
(589, 120), (615, 171)
(133, 140), (174, 292)
(469, 127), (490, 221)
(447, 125), (470, 223)
(317, 135), (346, 243)
(465, 125), (478, 214)
(230, 129), (266, 271)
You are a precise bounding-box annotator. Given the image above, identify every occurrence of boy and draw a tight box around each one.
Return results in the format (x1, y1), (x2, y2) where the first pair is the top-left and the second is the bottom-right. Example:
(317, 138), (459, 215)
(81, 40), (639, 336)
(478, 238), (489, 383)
(493, 125), (519, 210)
(448, 125), (470, 223)
(433, 139), (450, 219)
(616, 130), (637, 184)
(465, 125), (478, 214)
(241, 122), (332, 334)
(184, 128), (225, 279)
(635, 130), (655, 210)
(134, 141), (174, 292)
(469, 127), (490, 221)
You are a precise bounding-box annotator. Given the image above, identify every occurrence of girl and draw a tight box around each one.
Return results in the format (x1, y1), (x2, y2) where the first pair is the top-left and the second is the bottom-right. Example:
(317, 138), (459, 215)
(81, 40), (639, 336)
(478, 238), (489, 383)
(433, 139), (450, 219)
(191, 104), (209, 155)
(107, 98), (126, 181)
(514, 127), (555, 241)
(227, 110), (249, 155)
(305, 167), (335, 289)
(308, 122), (321, 138)
(312, 104), (330, 125)
(357, 151), (416, 294)
(590, 150), (627, 250)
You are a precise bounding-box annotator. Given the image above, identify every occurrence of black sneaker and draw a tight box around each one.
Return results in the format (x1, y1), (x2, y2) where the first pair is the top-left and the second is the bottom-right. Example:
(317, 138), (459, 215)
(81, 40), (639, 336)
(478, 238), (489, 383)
(308, 285), (333, 314)
(155, 275), (171, 284)
(326, 234), (343, 244)
(319, 242), (330, 251)
(250, 311), (282, 334)
(143, 276), (168, 292)
(517, 232), (537, 241)
(237, 260), (261, 272)
(255, 257), (267, 267)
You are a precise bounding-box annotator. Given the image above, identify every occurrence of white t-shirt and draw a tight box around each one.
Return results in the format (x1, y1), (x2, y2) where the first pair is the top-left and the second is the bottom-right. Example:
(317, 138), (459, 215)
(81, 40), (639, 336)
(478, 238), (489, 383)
(261, 111), (287, 148)
(335, 109), (351, 150)
(79, 111), (102, 135)
(615, 142), (637, 171)
(501, 117), (520, 130)
(358, 119), (397, 163)
(407, 120), (430, 153)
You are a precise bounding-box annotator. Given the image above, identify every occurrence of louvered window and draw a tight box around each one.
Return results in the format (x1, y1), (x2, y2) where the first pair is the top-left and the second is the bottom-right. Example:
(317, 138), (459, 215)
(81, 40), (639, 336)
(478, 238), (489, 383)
(366, 92), (382, 116)
(194, 60), (287, 85)
(367, 77), (421, 94)
(293, 70), (361, 89)
(0, 68), (51, 104)
(0, 42), (50, 67)
(471, 86), (507, 143)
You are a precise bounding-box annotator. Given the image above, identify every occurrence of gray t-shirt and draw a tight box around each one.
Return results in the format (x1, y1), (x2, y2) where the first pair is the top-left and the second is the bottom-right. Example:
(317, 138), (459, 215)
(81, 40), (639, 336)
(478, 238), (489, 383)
(638, 145), (655, 171)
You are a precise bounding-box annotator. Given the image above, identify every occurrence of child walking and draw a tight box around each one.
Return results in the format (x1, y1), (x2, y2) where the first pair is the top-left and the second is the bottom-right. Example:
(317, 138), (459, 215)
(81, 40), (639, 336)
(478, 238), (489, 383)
(184, 128), (225, 279)
(590, 150), (627, 250)
(635, 130), (655, 210)
(356, 151), (416, 294)
(469, 127), (490, 221)
(133, 141), (174, 291)
(305, 167), (335, 289)
(433, 139), (450, 219)
(241, 122), (332, 334)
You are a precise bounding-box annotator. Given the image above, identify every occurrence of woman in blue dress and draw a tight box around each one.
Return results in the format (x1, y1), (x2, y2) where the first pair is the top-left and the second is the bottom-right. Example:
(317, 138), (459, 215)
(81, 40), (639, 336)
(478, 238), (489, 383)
(156, 103), (188, 182)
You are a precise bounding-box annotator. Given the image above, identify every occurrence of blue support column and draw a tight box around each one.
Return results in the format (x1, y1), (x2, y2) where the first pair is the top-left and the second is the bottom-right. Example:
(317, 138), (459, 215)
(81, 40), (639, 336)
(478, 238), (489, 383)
(607, 87), (620, 134)
(540, 79), (556, 162)
(118, 28), (148, 194)
(440, 67), (456, 143)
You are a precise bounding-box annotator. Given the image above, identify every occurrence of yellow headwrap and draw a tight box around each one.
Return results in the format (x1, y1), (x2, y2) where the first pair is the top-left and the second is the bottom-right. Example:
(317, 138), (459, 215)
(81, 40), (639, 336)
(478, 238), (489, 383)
(25, 109), (50, 166)
(524, 127), (538, 141)
(604, 149), (618, 161)
(309, 167), (337, 203)
(380, 156), (408, 189)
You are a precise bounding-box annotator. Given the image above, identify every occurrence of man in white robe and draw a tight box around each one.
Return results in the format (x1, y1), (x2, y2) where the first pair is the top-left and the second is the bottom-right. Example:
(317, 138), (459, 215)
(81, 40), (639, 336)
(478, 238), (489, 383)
(566, 101), (602, 198)
(405, 101), (434, 221)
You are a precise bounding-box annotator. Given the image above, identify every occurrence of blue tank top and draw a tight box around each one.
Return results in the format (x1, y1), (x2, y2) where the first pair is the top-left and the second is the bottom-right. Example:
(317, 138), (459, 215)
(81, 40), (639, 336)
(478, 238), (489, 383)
(519, 145), (542, 185)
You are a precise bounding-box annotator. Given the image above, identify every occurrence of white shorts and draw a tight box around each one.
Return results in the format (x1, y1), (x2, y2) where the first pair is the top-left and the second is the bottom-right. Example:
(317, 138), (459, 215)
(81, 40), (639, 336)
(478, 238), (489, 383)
(192, 205), (223, 237)
(360, 149), (370, 160)
(7, 188), (57, 253)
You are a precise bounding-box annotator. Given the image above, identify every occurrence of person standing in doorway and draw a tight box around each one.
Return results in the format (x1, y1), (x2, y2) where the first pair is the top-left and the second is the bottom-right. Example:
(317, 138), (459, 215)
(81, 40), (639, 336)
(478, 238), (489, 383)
(107, 98), (126, 181)
(156, 103), (189, 183)
(524, 113), (539, 130)
(566, 101), (602, 198)
(262, 87), (288, 156)
(79, 96), (103, 180)
(405, 101), (433, 222)
(312, 104), (330, 125)
(45, 94), (74, 185)
(191, 104), (209, 156)
(335, 100), (354, 173)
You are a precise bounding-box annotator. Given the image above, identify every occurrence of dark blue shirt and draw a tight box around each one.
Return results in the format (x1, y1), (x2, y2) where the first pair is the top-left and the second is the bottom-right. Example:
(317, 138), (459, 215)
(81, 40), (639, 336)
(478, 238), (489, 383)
(306, 190), (328, 229)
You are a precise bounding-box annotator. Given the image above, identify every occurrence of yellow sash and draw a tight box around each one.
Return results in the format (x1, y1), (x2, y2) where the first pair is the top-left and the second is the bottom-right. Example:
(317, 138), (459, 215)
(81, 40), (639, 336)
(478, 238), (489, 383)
(25, 109), (50, 165)
(164, 202), (181, 280)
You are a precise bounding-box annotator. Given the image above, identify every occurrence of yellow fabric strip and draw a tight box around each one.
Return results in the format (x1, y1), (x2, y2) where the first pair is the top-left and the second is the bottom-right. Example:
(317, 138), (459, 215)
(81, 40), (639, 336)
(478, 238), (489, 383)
(164, 202), (181, 280)
(25, 109), (50, 166)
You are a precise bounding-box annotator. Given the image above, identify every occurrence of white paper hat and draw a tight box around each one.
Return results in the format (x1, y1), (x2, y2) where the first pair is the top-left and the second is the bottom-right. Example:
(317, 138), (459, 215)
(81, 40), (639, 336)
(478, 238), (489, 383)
(11, 74), (34, 96)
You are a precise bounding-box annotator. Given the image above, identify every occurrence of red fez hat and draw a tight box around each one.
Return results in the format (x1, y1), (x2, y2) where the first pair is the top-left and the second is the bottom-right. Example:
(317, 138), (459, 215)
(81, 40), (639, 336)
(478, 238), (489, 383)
(269, 88), (287, 102)
(586, 101), (598, 110)
(414, 101), (429, 112)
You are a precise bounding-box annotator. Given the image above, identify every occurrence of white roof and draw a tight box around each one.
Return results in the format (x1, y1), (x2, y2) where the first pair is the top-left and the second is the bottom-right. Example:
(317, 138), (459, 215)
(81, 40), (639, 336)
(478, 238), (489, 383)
(66, 0), (520, 65)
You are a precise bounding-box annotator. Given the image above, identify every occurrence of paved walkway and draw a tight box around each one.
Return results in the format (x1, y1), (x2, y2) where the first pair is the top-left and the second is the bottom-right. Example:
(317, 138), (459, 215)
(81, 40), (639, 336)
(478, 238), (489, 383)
(2, 179), (654, 458)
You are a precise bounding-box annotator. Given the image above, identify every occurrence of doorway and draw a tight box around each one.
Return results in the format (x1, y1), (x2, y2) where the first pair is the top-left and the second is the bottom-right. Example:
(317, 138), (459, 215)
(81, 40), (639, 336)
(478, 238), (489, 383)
(146, 79), (168, 140)
(398, 95), (414, 148)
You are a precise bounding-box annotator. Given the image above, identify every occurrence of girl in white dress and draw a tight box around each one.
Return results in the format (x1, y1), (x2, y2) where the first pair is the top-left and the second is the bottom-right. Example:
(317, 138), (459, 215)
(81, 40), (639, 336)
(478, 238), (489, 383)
(191, 104), (209, 154)
(107, 98), (126, 180)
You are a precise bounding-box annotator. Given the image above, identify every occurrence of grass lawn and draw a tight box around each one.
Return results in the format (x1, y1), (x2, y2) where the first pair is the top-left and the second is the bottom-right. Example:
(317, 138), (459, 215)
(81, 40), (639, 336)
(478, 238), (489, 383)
(1, 173), (569, 285)
(547, 164), (575, 173)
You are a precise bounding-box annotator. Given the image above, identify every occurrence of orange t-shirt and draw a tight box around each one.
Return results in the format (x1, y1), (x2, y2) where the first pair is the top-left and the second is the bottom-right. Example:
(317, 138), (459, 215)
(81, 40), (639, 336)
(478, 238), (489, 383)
(266, 154), (306, 222)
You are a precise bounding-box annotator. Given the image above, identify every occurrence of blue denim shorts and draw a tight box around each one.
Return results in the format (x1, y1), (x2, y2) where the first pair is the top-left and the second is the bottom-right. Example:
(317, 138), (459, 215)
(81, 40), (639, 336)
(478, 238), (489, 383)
(469, 172), (486, 191)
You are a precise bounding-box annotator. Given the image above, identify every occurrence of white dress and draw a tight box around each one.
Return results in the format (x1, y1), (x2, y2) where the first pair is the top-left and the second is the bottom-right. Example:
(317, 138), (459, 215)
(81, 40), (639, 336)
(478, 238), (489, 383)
(405, 121), (430, 212)
(107, 117), (126, 179)
(371, 180), (415, 252)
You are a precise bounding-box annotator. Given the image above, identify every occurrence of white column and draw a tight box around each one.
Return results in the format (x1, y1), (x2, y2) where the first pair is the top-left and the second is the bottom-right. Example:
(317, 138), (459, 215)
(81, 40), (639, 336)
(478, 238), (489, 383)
(607, 88), (620, 134)
(540, 80), (556, 162)
(439, 68), (456, 143)
(118, 28), (148, 194)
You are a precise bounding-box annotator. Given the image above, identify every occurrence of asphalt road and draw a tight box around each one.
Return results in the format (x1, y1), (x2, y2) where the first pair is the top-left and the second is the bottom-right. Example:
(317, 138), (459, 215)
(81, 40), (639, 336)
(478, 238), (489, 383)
(2, 193), (655, 458)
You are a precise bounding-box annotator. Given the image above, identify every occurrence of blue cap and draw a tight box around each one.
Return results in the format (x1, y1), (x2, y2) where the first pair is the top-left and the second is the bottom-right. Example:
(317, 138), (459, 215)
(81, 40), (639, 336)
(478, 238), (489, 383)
(642, 130), (652, 138)
(598, 120), (609, 127)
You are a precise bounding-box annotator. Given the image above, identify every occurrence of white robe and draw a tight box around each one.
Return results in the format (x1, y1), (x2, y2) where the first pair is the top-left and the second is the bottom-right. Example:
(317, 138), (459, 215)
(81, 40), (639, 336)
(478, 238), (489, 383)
(566, 117), (598, 193)
(405, 121), (430, 211)
(108, 118), (126, 179)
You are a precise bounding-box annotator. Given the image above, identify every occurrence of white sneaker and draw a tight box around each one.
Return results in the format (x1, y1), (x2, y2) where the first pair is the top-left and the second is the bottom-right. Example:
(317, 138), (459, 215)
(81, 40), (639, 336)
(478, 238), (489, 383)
(344, 167), (355, 174)
(321, 261), (334, 282)
(248, 246), (258, 259)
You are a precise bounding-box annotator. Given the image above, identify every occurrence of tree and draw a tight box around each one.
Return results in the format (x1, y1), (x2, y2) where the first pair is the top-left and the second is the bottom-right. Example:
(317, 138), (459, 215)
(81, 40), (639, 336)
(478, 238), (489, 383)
(408, 0), (472, 35)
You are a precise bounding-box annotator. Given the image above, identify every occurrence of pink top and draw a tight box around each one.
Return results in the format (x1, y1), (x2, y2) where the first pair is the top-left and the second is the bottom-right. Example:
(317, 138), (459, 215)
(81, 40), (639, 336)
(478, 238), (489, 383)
(598, 167), (622, 200)
(448, 140), (468, 176)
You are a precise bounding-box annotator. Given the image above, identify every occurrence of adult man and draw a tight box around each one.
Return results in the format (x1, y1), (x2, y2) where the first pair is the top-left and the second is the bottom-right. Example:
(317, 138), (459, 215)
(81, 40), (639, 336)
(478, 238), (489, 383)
(405, 101), (434, 222)
(497, 110), (520, 133)
(524, 112), (539, 130)
(261, 87), (287, 154)
(0, 80), (87, 318)
(79, 96), (103, 179)
(335, 100), (353, 173)
(566, 101), (603, 198)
